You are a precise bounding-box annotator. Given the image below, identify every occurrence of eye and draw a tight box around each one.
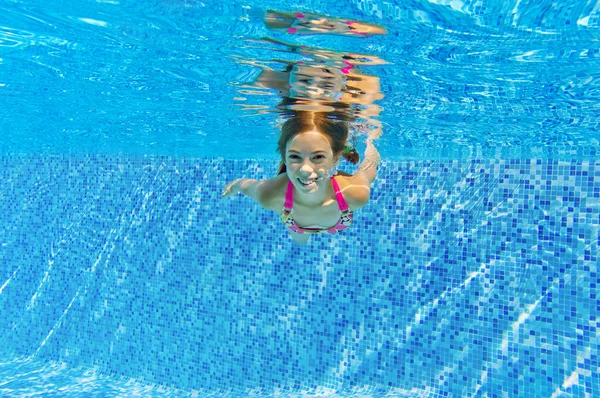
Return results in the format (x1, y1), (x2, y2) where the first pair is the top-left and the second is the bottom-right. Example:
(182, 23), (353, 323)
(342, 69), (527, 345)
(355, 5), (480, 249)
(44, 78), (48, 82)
(287, 154), (301, 161)
(313, 154), (326, 161)
(318, 82), (335, 90)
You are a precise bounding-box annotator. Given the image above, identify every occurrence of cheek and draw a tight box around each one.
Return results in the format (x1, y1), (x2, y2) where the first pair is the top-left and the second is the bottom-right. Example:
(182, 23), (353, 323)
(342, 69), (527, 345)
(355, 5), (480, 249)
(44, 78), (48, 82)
(316, 162), (334, 175)
(285, 162), (300, 176)
(316, 169), (329, 177)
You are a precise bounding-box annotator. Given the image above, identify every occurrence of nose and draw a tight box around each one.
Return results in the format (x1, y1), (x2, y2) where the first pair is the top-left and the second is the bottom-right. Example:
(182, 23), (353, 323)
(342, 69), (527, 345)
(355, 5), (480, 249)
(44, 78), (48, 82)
(299, 162), (315, 175)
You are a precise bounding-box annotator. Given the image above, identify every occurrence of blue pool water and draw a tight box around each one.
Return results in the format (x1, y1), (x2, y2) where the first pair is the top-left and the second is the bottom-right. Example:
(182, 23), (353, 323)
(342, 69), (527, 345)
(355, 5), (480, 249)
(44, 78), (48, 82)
(1, 0), (599, 397)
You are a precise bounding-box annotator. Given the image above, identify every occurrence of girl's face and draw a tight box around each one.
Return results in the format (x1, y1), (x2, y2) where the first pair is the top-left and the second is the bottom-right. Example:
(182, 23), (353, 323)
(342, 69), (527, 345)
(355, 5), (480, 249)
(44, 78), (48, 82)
(288, 65), (345, 101)
(285, 131), (337, 194)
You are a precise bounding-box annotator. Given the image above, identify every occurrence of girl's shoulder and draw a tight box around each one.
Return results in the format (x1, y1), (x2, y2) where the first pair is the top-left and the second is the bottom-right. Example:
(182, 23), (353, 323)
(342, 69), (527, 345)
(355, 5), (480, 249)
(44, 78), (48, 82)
(257, 173), (288, 212)
(334, 174), (371, 210)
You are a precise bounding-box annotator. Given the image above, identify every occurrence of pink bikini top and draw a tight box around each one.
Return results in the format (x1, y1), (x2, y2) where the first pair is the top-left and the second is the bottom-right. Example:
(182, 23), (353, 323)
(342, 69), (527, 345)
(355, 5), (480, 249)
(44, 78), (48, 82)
(280, 176), (353, 235)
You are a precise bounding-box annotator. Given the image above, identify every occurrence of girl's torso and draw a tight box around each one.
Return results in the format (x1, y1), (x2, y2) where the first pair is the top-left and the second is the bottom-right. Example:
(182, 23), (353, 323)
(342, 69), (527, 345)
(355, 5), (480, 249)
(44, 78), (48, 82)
(264, 174), (355, 231)
(283, 191), (348, 231)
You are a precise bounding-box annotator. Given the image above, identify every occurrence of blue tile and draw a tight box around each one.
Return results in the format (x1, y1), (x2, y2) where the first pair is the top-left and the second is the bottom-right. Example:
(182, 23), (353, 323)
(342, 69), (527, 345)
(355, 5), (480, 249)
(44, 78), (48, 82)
(0, 156), (598, 397)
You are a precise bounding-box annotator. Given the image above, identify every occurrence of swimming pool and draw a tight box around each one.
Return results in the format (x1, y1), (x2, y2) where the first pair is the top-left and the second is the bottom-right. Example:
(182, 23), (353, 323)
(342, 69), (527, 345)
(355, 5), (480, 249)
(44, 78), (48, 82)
(1, 0), (598, 397)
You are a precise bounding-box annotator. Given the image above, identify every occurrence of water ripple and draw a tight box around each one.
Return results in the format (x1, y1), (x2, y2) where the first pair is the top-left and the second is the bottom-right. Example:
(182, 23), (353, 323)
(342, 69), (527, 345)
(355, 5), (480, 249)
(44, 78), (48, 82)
(0, 0), (599, 157)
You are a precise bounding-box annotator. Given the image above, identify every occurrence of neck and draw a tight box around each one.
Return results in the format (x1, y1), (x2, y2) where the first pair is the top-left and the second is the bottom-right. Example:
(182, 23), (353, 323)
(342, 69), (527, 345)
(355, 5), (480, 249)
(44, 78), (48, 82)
(294, 177), (334, 206)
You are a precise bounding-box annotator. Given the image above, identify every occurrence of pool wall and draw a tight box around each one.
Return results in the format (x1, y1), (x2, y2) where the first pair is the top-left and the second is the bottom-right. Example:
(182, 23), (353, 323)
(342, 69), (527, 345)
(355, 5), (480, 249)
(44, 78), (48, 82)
(0, 156), (598, 396)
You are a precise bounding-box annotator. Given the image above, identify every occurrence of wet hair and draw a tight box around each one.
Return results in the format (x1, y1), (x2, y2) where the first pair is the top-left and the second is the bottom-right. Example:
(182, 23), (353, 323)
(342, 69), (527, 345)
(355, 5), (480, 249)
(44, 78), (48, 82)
(276, 112), (359, 174)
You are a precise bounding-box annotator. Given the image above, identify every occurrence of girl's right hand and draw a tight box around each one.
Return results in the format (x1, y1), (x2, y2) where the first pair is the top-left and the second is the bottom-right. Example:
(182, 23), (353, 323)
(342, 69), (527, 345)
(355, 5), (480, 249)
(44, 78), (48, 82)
(221, 179), (243, 198)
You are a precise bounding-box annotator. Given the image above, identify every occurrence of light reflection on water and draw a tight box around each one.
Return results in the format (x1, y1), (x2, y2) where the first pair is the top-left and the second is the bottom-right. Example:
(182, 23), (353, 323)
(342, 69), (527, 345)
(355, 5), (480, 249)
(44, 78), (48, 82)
(0, 356), (191, 397)
(0, 355), (429, 397)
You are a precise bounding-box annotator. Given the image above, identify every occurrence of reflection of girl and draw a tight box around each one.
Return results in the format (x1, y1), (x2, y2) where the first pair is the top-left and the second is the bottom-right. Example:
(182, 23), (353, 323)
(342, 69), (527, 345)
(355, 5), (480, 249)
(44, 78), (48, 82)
(222, 112), (380, 244)
(264, 10), (387, 36)
(254, 60), (383, 115)
(288, 64), (346, 102)
(241, 37), (385, 114)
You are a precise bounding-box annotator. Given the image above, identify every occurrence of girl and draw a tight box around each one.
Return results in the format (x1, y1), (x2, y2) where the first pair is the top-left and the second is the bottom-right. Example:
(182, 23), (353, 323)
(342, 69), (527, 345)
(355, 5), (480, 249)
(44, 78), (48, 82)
(222, 112), (380, 244)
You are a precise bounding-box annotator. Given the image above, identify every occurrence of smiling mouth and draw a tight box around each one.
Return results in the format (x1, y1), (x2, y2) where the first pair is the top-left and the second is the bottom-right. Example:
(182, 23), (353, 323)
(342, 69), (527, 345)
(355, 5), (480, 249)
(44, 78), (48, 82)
(298, 177), (322, 187)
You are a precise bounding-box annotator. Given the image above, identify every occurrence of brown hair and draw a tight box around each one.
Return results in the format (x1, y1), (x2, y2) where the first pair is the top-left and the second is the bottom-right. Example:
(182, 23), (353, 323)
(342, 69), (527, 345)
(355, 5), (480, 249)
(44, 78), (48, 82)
(276, 112), (358, 174)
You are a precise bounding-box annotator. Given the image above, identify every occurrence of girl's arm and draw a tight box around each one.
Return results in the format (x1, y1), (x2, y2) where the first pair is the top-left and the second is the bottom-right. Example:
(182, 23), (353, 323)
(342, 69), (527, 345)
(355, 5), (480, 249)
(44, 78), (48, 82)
(221, 175), (284, 211)
(340, 123), (381, 209)
(222, 178), (262, 200)
(354, 137), (380, 184)
(353, 120), (381, 184)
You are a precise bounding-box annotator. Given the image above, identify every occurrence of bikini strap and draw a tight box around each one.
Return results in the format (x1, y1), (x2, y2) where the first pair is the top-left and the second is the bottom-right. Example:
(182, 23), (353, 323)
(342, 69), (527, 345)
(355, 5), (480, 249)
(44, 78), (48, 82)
(284, 181), (294, 211)
(331, 177), (349, 212)
(285, 178), (349, 212)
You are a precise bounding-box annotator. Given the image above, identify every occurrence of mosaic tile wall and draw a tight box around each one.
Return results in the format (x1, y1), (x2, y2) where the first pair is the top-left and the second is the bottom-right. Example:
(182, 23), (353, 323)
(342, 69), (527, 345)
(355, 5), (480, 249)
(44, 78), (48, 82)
(0, 156), (598, 397)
